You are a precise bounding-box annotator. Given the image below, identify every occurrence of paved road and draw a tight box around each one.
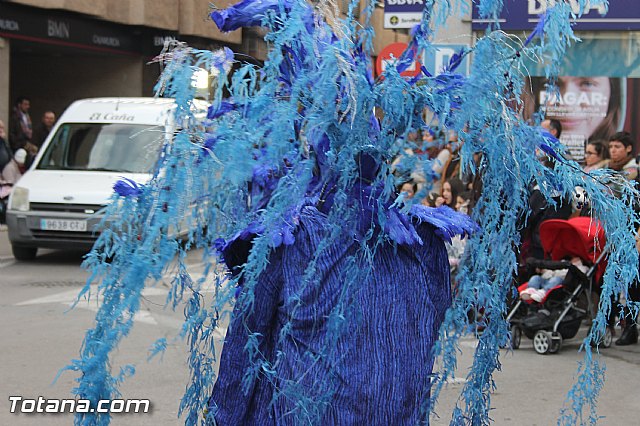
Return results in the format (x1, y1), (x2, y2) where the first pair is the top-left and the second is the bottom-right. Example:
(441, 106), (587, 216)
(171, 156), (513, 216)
(1, 228), (638, 425)
(0, 229), (214, 426)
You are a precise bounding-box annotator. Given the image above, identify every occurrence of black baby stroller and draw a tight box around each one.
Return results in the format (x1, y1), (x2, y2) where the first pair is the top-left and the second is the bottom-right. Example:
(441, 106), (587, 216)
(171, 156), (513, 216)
(507, 217), (611, 354)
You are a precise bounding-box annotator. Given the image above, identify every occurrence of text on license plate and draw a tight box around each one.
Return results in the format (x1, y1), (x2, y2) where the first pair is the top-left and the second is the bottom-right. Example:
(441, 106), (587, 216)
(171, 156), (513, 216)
(40, 219), (87, 232)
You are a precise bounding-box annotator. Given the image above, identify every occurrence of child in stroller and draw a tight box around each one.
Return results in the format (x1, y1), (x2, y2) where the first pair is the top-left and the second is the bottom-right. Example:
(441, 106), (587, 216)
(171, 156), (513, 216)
(519, 256), (589, 303)
(507, 217), (611, 354)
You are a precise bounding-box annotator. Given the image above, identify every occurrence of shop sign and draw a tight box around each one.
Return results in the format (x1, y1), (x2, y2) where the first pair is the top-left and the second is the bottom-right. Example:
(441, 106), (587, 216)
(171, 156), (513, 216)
(472, 0), (640, 31)
(383, 0), (425, 29)
(422, 44), (470, 76)
(142, 30), (180, 56)
(0, 3), (138, 54)
(376, 42), (421, 78)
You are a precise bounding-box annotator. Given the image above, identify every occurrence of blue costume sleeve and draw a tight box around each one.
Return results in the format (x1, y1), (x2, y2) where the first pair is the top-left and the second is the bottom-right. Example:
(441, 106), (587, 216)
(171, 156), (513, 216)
(209, 247), (284, 424)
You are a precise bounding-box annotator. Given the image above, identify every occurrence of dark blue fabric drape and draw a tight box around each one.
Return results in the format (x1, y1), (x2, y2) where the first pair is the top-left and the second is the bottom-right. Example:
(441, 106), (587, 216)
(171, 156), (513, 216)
(210, 206), (451, 425)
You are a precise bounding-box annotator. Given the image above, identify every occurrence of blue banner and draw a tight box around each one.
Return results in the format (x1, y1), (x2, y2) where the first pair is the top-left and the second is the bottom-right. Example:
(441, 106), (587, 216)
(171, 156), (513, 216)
(472, 0), (640, 31)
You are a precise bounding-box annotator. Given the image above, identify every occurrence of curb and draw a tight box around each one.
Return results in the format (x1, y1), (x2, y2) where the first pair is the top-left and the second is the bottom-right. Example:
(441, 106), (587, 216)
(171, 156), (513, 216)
(0, 258), (15, 268)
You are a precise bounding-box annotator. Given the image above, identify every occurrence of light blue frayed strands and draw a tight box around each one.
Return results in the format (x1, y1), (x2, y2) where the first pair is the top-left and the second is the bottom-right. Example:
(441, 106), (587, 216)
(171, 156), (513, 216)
(64, 0), (637, 425)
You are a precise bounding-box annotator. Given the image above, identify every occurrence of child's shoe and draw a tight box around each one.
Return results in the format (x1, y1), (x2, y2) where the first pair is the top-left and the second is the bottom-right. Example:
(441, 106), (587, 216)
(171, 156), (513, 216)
(531, 289), (547, 303)
(520, 287), (535, 301)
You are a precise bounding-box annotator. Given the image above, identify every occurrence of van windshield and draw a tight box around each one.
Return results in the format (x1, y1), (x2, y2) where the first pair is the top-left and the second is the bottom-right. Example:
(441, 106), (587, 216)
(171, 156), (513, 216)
(37, 123), (165, 173)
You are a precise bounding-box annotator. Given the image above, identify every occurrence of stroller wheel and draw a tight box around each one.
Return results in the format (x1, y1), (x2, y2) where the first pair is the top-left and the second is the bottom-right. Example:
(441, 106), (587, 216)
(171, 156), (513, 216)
(548, 332), (562, 354)
(601, 327), (613, 348)
(510, 325), (522, 349)
(533, 330), (552, 354)
(589, 325), (614, 348)
(602, 327), (613, 348)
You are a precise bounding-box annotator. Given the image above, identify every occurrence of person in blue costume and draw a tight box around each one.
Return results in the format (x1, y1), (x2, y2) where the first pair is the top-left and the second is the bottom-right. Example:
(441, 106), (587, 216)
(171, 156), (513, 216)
(211, 205), (469, 424)
(202, 2), (476, 421)
(69, 1), (639, 426)
(209, 148), (476, 423)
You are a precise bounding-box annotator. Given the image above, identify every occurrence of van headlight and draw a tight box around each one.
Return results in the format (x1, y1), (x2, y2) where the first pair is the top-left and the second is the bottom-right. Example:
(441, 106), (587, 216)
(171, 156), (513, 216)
(9, 186), (30, 212)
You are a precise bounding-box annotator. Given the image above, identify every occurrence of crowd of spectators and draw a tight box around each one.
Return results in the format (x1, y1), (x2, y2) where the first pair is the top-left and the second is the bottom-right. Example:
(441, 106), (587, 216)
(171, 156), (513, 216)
(393, 120), (640, 346)
(0, 97), (56, 225)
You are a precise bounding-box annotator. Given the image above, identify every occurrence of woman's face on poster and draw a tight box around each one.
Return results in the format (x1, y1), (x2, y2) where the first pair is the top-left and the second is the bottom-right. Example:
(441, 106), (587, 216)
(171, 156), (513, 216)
(546, 77), (611, 139)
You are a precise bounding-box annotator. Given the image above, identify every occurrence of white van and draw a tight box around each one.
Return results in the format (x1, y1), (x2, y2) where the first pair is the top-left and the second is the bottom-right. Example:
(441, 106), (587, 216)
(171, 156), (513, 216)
(6, 97), (197, 260)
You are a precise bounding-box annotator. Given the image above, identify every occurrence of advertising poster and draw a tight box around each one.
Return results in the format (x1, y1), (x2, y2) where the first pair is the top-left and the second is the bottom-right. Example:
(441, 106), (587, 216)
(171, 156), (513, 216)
(522, 77), (640, 162)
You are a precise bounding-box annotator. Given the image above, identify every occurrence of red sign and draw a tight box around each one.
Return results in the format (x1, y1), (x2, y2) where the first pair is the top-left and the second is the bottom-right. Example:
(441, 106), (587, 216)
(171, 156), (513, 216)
(375, 42), (421, 78)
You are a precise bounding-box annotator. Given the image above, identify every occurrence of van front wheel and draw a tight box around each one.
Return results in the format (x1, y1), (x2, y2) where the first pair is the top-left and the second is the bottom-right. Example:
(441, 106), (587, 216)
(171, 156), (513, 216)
(12, 245), (37, 261)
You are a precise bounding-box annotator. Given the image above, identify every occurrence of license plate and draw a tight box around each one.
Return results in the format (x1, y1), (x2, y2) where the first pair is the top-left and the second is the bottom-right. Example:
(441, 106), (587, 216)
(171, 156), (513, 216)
(40, 219), (87, 232)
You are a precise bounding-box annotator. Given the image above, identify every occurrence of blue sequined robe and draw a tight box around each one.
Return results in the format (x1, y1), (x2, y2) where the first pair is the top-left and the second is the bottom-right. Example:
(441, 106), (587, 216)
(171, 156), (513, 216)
(210, 205), (454, 425)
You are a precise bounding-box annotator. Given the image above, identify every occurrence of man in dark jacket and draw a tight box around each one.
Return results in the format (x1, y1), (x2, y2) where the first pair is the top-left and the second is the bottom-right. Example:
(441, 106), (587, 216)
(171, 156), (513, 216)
(9, 96), (36, 154)
(32, 110), (56, 148)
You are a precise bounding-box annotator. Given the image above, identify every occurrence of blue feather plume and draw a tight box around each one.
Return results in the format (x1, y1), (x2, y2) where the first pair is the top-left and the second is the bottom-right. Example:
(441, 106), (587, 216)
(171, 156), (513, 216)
(66, 1), (635, 425)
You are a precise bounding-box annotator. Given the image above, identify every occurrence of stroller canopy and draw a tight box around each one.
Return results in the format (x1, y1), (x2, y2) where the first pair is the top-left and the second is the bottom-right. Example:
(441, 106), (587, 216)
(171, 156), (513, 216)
(539, 217), (605, 265)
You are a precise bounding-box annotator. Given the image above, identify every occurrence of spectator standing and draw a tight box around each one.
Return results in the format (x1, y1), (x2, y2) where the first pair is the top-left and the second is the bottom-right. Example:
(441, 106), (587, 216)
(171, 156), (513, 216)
(429, 130), (463, 198)
(9, 96), (35, 154)
(0, 120), (12, 172)
(1, 148), (27, 186)
(518, 152), (573, 281)
(0, 148), (26, 225)
(448, 190), (472, 277)
(583, 139), (609, 172)
(429, 144), (451, 196)
(391, 129), (428, 191)
(421, 127), (443, 159)
(616, 230), (640, 345)
(32, 110), (56, 148)
(541, 118), (562, 139)
(606, 131), (637, 180)
(605, 131), (640, 345)
(442, 130), (463, 182)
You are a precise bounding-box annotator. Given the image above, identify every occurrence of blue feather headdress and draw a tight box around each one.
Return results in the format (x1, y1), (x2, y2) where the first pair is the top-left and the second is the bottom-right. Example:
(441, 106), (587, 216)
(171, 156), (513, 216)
(65, 0), (637, 425)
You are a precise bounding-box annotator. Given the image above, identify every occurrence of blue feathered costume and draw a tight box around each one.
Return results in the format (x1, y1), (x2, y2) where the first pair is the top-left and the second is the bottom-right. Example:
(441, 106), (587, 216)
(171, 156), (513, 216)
(68, 1), (639, 425)
(212, 206), (469, 424)
(206, 2), (475, 421)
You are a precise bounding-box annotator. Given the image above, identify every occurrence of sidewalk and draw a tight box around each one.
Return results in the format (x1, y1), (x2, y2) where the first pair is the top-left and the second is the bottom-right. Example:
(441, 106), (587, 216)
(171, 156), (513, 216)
(0, 224), (12, 261)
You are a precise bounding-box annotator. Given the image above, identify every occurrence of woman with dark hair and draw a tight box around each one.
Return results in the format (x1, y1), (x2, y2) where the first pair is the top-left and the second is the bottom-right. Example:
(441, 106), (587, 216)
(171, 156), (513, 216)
(398, 180), (417, 199)
(434, 177), (465, 208)
(583, 139), (609, 172)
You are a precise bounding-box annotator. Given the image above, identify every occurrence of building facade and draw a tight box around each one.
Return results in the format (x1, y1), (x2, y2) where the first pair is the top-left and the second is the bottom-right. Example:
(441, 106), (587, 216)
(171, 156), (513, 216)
(0, 0), (245, 127)
(0, 0), (439, 129)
